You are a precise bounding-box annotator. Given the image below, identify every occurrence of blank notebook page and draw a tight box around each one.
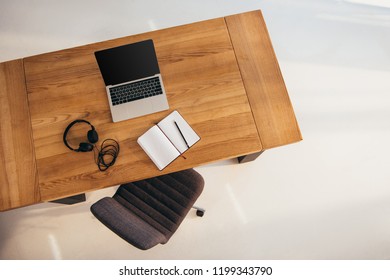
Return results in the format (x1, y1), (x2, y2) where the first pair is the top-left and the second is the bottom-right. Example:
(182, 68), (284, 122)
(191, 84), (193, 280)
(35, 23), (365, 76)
(157, 110), (200, 153)
(137, 126), (180, 170)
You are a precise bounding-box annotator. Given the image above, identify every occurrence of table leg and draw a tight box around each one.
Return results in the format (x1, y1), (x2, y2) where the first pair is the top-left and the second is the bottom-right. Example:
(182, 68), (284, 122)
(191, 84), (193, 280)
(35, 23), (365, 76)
(50, 194), (86, 205)
(237, 151), (264, 163)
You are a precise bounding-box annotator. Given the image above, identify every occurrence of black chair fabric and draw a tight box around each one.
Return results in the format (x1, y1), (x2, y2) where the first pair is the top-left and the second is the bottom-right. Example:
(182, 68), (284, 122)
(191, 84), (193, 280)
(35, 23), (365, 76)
(90, 169), (204, 250)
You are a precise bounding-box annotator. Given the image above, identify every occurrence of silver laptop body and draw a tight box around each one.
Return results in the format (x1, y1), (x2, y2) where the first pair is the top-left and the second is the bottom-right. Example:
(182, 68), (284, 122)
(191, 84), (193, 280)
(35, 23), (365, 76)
(95, 40), (169, 122)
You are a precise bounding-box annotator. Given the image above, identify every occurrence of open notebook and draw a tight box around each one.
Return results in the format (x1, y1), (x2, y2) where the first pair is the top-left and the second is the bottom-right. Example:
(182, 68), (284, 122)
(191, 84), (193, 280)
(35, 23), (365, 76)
(137, 110), (200, 170)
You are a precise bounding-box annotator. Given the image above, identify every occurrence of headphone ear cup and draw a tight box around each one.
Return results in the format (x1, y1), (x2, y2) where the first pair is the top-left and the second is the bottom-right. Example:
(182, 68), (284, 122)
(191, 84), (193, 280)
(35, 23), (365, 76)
(87, 129), (99, 144)
(78, 142), (94, 152)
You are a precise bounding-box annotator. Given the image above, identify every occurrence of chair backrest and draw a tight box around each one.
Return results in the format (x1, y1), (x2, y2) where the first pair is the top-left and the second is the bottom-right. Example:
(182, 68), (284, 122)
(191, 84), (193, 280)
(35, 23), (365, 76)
(91, 169), (204, 250)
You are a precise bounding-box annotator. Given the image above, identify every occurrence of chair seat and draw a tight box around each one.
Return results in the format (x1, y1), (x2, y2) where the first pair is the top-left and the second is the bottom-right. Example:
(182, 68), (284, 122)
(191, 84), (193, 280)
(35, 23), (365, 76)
(91, 197), (168, 250)
(90, 169), (204, 250)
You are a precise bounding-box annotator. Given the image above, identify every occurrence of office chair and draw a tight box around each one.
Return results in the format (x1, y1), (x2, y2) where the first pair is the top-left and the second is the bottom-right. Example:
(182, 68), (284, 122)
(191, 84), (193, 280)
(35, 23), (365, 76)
(90, 169), (205, 250)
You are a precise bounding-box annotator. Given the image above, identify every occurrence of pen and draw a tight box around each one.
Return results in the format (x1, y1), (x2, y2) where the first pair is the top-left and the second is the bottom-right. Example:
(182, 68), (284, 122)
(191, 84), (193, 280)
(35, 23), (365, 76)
(174, 121), (190, 149)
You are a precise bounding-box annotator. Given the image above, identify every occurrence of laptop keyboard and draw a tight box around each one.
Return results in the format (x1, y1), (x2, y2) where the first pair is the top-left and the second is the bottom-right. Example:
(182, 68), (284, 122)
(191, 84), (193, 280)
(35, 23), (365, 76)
(109, 76), (163, 106)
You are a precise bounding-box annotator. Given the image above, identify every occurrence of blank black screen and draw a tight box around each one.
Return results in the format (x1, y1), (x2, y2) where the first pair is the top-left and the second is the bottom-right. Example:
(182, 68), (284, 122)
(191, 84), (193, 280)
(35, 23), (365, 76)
(94, 39), (160, 86)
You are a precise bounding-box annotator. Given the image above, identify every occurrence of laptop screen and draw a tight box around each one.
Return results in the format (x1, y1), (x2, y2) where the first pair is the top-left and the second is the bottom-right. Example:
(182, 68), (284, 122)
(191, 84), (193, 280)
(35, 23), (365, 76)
(94, 39), (160, 86)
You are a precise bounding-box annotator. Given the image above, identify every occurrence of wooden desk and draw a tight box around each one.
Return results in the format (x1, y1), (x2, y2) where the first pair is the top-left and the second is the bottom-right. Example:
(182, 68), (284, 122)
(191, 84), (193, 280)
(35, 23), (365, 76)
(0, 10), (301, 211)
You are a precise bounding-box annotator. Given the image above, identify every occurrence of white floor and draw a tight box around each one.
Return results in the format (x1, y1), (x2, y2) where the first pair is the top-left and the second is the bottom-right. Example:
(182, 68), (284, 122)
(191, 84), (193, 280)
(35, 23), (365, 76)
(1, 0), (390, 260)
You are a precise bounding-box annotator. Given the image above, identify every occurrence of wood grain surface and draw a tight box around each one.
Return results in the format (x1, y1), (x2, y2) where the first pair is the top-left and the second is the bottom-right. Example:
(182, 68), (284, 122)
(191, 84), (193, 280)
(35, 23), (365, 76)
(226, 11), (302, 149)
(0, 10), (302, 210)
(0, 59), (39, 210)
(24, 16), (262, 201)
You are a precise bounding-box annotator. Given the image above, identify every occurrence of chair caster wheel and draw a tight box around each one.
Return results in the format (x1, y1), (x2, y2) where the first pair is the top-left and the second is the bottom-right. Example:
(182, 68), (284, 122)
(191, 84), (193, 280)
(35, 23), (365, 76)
(196, 209), (205, 217)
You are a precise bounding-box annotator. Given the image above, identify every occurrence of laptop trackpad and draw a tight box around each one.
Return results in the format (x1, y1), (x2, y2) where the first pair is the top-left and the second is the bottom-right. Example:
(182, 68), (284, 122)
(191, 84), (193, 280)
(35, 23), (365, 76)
(112, 96), (169, 122)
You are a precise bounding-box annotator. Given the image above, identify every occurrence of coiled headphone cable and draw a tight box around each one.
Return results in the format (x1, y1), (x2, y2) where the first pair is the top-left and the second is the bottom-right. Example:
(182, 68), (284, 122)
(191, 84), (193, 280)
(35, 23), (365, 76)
(93, 138), (120, 171)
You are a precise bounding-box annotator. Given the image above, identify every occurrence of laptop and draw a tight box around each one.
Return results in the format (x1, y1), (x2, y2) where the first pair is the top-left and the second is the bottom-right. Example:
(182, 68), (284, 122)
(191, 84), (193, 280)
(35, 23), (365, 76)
(94, 39), (169, 122)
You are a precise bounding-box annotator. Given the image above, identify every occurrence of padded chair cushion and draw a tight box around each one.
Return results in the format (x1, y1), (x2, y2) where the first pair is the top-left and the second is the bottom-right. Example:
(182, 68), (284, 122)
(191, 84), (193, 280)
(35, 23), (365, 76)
(90, 169), (204, 250)
(91, 197), (168, 250)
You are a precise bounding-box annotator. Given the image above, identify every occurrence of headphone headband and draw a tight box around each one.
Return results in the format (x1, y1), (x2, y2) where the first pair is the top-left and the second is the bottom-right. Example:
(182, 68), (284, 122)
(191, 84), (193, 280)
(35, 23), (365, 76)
(63, 119), (96, 152)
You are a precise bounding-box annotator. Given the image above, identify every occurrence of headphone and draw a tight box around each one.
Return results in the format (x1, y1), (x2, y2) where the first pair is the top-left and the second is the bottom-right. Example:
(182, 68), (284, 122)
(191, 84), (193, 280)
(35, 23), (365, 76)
(63, 120), (99, 152)
(63, 119), (120, 171)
